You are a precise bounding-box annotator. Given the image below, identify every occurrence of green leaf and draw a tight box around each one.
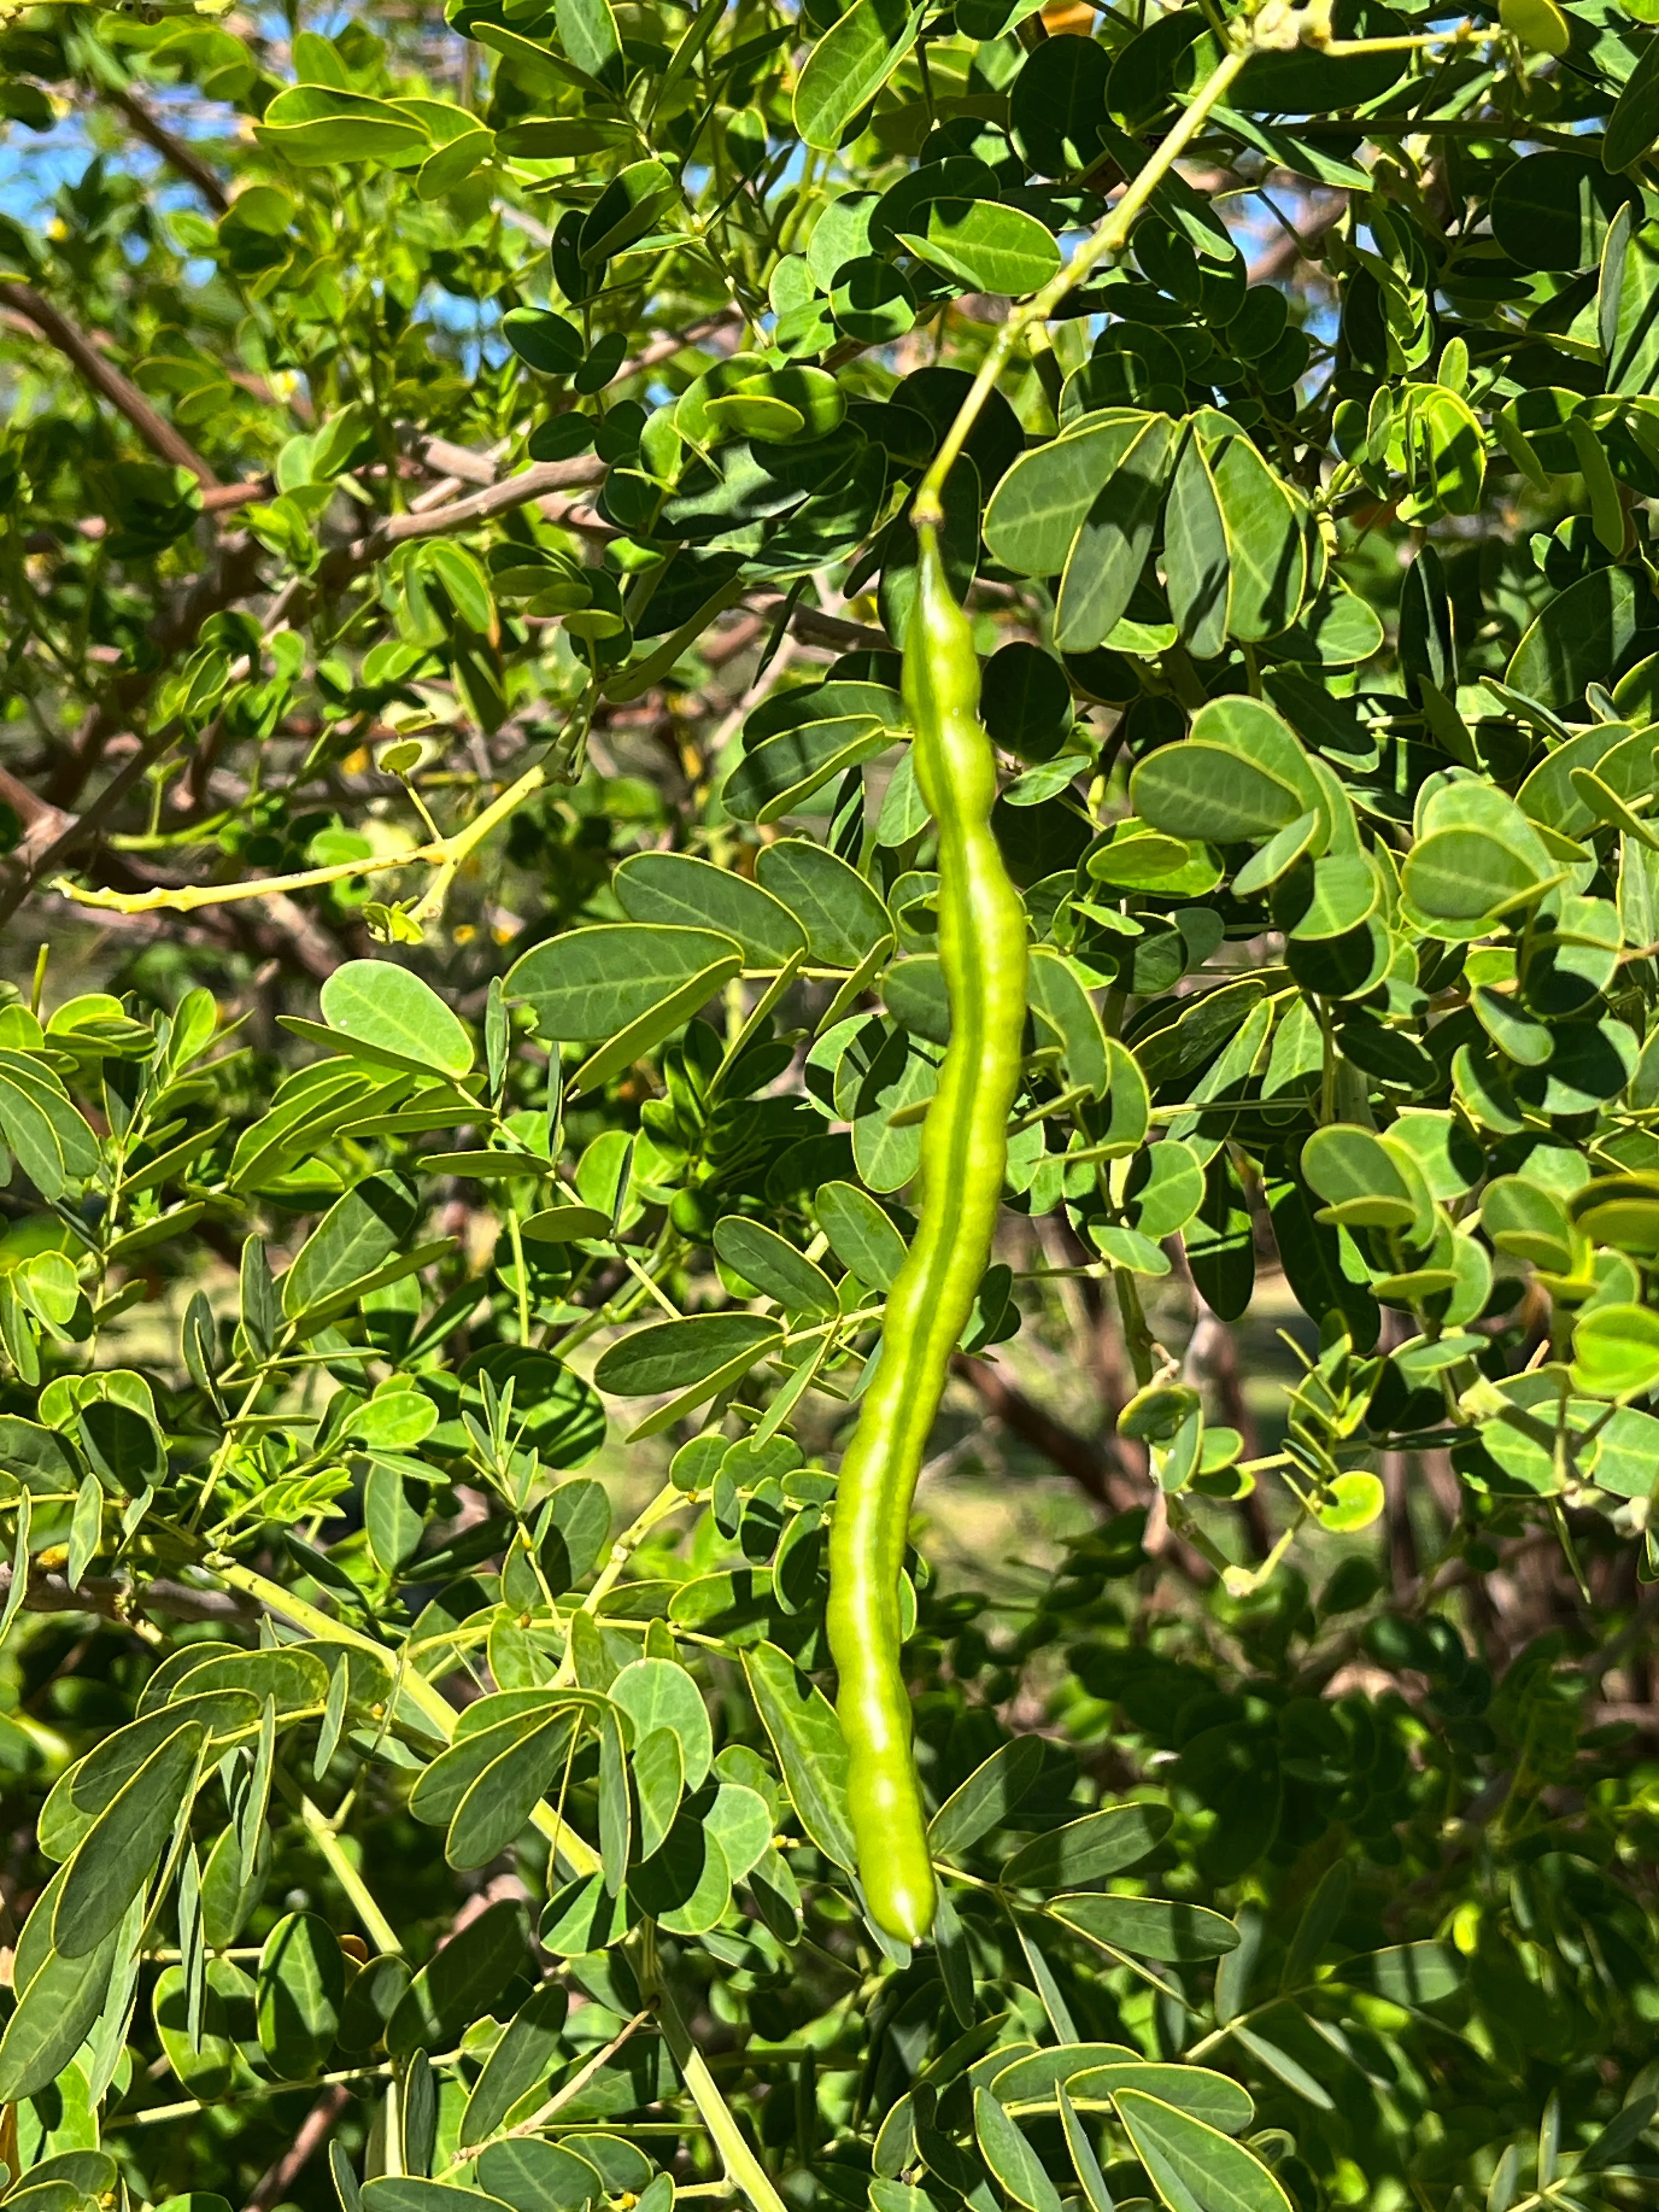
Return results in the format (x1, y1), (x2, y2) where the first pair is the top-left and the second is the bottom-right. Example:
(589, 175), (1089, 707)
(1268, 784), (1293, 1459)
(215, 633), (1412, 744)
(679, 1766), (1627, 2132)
(1492, 150), (1634, 271)
(1607, 31), (1659, 167)
(1045, 1894), (1241, 1961)
(413, 1703), (575, 1828)
(363, 2185), (518, 2212)
(1056, 415), (1181, 652)
(1314, 1470), (1384, 1532)
(1164, 428), (1229, 659)
(714, 1216), (838, 1316)
(40, 1691), (257, 1861)
(255, 84), (430, 164)
(318, 962), (473, 1078)
(1572, 1302), (1659, 1395)
(594, 1313), (783, 1401)
(256, 1914), (345, 2080)
(364, 1458), (423, 1572)
(1184, 1151), (1255, 1323)
(983, 411), (1150, 580)
(503, 308), (585, 376)
(832, 256), (917, 343)
(795, 0), (927, 150)
(725, 717), (890, 825)
(1062, 2063), (1254, 2136)
(385, 1899), (528, 2056)
(1401, 826), (1548, 923)
(1204, 419), (1307, 642)
(1012, 31), (1111, 180)
(741, 1640), (858, 1873)
(142, 1643), (329, 1716)
(154, 1960), (236, 2104)
(580, 161), (674, 263)
(611, 1656), (713, 1790)
(985, 2042), (1137, 2106)
(1131, 743), (1301, 844)
(540, 1872), (635, 1955)
(1481, 1175), (1573, 1272)
(755, 839), (893, 966)
(1571, 1173), (1659, 1258)
(1114, 2090), (1293, 2212)
(448, 1714), (577, 1871)
(597, 1697), (628, 1893)
(814, 1180), (908, 1290)
(478, 2141), (605, 2212)
(1334, 1942), (1460, 2004)
(1126, 1139), (1205, 1240)
(1300, 1124), (1418, 1230)
(509, 924), (744, 1040)
(633, 1727), (685, 1861)
(1028, 949), (1110, 1098)
(54, 1719), (201, 1957)
(1401, 386), (1485, 520)
(1506, 561), (1639, 711)
(614, 852), (806, 967)
(1603, 206), (1659, 397)
(459, 1983), (569, 2151)
(973, 2089), (1064, 2212)
(929, 1735), (1046, 1858)
(1280, 583), (1385, 669)
(1501, 0), (1569, 53)
(555, 0), (620, 82)
(282, 1173), (422, 1322)
(542, 1478), (612, 1588)
(0, 1052), (99, 1200)
(883, 956), (951, 1046)
(629, 1807), (731, 1934)
(704, 1780), (773, 1882)
(571, 966), (743, 1099)
(522, 1204), (613, 1244)
(65, 1467), (99, 1587)
(1059, 2083), (1115, 2212)
(898, 200), (1060, 296)
(0, 1931), (121, 2103)
(1002, 1804), (1171, 1888)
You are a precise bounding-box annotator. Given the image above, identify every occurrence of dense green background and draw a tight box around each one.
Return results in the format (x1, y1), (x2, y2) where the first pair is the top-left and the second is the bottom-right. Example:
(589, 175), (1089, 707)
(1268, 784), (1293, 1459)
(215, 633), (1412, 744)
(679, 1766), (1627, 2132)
(0, 0), (1657, 2209)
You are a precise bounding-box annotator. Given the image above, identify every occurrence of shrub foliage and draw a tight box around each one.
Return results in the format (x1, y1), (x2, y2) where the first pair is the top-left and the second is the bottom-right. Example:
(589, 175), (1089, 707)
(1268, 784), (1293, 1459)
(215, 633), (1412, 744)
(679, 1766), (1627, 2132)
(0, 0), (1657, 2209)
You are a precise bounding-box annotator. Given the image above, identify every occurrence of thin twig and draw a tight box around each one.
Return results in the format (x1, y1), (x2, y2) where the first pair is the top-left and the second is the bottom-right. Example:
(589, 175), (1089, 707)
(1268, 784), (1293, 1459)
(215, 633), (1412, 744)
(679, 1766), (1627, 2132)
(104, 81), (231, 213)
(0, 282), (221, 485)
(451, 2008), (656, 2165)
(0, 1562), (257, 1626)
(242, 2083), (352, 2212)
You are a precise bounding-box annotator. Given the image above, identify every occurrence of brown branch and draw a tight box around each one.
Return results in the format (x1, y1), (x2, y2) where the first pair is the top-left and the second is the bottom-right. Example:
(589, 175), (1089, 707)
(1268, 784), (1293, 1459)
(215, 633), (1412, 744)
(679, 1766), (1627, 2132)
(0, 1561), (257, 1627)
(243, 2083), (352, 2212)
(34, 529), (267, 816)
(951, 1347), (1215, 1585)
(0, 313), (868, 929)
(1246, 191), (1346, 286)
(407, 432), (500, 488)
(200, 481), (269, 514)
(318, 454), (611, 586)
(0, 765), (74, 856)
(319, 460), (891, 654)
(748, 590), (890, 655)
(616, 309), (743, 382)
(105, 82), (230, 215)
(0, 283), (221, 486)
(396, 311), (741, 498)
(951, 1351), (1132, 1508)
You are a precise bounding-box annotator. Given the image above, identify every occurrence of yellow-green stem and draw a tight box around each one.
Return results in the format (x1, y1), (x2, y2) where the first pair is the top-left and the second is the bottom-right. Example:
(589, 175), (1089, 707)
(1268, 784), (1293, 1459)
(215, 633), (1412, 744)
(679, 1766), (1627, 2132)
(912, 43), (1251, 529)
